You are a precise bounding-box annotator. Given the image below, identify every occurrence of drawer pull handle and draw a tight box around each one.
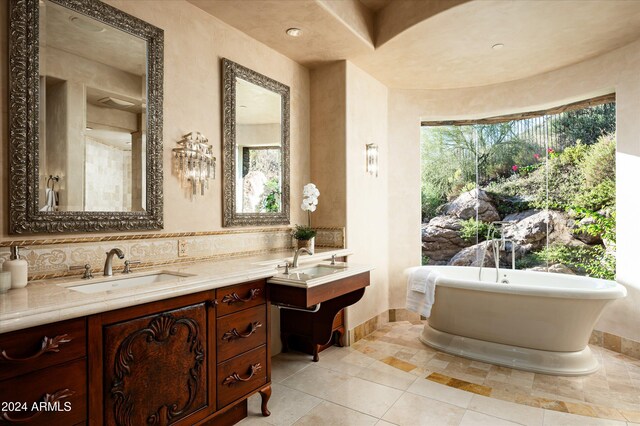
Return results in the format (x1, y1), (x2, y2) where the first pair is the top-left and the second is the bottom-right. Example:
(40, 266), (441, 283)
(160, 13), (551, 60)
(221, 288), (261, 305)
(222, 321), (262, 341)
(1, 388), (74, 423)
(0, 334), (71, 363)
(222, 363), (262, 386)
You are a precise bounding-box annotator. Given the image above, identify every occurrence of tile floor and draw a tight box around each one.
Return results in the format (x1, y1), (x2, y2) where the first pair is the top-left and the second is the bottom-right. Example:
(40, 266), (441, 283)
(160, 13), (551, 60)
(240, 321), (640, 425)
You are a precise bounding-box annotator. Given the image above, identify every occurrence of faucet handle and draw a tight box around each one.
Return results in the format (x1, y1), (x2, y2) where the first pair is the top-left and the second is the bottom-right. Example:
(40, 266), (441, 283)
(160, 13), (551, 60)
(123, 260), (141, 274)
(70, 264), (93, 279)
(277, 261), (291, 275)
(330, 254), (337, 265)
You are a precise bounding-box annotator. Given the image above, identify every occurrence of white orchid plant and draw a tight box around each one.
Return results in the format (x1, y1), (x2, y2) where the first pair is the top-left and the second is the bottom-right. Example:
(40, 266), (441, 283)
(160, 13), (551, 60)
(293, 183), (320, 241)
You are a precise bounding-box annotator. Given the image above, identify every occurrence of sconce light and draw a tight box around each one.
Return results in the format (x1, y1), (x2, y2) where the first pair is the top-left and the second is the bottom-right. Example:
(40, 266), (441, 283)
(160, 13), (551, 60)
(172, 132), (215, 196)
(366, 143), (379, 177)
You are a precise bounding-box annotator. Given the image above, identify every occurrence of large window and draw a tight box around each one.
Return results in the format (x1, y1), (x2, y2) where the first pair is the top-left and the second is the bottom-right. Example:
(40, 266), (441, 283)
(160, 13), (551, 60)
(420, 100), (616, 279)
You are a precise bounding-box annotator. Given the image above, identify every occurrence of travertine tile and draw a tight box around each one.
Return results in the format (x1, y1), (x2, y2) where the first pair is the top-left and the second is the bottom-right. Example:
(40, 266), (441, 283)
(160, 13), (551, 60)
(469, 394), (544, 426)
(245, 383), (320, 426)
(271, 352), (312, 383)
(293, 401), (378, 426)
(380, 356), (417, 372)
(542, 409), (627, 425)
(382, 392), (466, 426)
(357, 360), (418, 390)
(325, 376), (403, 418)
(408, 377), (473, 408)
(603, 332), (622, 353)
(281, 365), (350, 400)
(459, 410), (521, 426)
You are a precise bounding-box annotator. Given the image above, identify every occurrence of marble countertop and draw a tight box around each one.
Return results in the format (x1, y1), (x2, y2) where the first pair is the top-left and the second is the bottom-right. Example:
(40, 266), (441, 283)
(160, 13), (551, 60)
(0, 248), (353, 334)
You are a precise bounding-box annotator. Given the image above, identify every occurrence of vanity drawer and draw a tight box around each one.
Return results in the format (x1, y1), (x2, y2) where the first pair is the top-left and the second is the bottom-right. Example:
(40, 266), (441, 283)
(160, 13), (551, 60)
(0, 318), (86, 381)
(216, 280), (266, 317)
(217, 345), (267, 409)
(0, 358), (87, 426)
(217, 305), (267, 362)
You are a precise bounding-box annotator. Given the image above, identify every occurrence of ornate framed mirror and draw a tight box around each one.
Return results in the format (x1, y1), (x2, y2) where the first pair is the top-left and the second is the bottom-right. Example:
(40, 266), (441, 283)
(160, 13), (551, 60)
(8, 0), (164, 233)
(222, 59), (290, 227)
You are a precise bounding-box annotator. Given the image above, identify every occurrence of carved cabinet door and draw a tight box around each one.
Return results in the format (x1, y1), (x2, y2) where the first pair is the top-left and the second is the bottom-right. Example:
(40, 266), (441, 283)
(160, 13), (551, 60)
(102, 303), (210, 426)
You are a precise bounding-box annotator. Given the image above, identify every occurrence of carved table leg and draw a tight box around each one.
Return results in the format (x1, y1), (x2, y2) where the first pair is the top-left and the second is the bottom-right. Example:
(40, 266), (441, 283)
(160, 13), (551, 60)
(335, 328), (345, 347)
(259, 385), (272, 417)
(312, 346), (320, 362)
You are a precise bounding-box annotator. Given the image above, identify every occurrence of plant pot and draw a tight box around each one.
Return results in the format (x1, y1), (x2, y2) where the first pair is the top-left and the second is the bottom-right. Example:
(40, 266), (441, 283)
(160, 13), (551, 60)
(295, 236), (315, 253)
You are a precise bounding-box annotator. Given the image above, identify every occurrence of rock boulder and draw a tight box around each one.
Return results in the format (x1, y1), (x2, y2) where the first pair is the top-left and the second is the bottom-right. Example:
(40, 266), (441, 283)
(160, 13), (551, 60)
(422, 216), (472, 263)
(445, 189), (500, 223)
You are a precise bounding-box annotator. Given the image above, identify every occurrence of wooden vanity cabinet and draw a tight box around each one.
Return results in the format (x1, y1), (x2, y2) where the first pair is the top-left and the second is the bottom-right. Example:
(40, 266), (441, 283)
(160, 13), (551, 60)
(0, 318), (87, 425)
(0, 279), (272, 426)
(88, 279), (272, 426)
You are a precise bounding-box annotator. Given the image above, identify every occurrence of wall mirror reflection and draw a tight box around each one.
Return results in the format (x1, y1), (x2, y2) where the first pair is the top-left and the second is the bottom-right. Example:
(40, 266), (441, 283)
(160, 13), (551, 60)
(222, 59), (290, 227)
(39, 0), (146, 213)
(9, 0), (164, 233)
(235, 78), (282, 214)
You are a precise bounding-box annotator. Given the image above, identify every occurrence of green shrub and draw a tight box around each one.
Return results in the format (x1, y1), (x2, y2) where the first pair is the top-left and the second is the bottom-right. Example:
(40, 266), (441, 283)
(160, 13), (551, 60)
(572, 207), (616, 243)
(581, 133), (615, 187)
(572, 179), (615, 212)
(552, 103), (616, 147)
(536, 244), (615, 279)
(458, 218), (496, 243)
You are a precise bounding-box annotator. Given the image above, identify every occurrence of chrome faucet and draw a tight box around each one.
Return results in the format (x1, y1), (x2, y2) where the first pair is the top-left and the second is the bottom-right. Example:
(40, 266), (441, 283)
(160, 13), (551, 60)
(478, 221), (516, 283)
(292, 247), (313, 268)
(104, 248), (125, 276)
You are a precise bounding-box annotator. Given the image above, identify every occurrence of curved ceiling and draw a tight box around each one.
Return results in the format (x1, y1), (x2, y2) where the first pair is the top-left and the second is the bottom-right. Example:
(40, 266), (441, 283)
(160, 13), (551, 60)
(190, 0), (640, 90)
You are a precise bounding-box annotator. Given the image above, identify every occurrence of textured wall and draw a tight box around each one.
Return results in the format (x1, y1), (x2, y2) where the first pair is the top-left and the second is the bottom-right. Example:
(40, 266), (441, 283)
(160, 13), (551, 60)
(310, 61), (389, 331)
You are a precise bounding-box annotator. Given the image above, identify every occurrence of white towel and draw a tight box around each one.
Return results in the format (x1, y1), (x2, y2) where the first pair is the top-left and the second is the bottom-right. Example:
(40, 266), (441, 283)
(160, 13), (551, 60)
(39, 188), (56, 212)
(406, 267), (437, 318)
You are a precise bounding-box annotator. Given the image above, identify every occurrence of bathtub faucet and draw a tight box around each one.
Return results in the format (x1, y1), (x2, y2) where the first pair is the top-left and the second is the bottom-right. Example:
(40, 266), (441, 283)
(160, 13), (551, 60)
(478, 221), (516, 283)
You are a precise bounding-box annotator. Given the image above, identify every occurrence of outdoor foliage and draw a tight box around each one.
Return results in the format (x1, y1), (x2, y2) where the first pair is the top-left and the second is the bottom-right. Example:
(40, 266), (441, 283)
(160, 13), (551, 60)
(421, 103), (616, 279)
(553, 103), (616, 147)
(459, 218), (493, 243)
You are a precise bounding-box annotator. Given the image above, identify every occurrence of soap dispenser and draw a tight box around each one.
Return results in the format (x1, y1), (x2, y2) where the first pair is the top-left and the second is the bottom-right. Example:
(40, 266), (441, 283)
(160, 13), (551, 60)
(4, 246), (28, 289)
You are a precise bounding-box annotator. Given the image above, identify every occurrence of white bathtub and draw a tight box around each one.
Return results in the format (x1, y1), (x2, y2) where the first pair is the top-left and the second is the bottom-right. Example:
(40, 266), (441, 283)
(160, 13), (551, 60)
(411, 266), (627, 375)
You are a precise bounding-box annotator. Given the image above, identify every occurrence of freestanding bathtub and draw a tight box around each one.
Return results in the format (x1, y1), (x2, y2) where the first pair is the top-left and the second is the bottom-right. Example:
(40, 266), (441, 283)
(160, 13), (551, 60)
(410, 266), (627, 375)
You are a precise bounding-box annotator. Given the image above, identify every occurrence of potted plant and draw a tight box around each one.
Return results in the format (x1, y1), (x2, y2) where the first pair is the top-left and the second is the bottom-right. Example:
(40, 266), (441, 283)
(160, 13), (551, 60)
(293, 183), (320, 251)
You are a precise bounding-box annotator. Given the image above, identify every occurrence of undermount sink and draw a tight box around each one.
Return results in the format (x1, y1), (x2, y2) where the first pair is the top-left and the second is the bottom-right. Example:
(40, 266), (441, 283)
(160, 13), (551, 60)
(284, 264), (348, 281)
(63, 271), (193, 294)
(267, 262), (372, 287)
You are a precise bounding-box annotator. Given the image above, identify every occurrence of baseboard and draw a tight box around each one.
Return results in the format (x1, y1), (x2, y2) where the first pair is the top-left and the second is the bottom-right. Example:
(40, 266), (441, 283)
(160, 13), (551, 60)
(590, 329), (640, 360)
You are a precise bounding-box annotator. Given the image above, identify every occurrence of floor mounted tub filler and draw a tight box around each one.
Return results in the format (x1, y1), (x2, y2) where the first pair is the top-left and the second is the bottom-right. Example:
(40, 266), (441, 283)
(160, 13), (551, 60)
(410, 266), (627, 376)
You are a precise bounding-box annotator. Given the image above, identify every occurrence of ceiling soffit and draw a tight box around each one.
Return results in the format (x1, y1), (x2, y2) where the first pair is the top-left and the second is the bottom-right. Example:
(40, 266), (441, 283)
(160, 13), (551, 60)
(188, 0), (640, 90)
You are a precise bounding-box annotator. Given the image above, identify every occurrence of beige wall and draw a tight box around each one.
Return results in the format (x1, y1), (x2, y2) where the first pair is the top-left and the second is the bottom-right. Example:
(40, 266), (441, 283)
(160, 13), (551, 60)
(387, 39), (640, 341)
(311, 61), (390, 330)
(0, 0), (310, 239)
(344, 62), (389, 328)
(310, 62), (347, 229)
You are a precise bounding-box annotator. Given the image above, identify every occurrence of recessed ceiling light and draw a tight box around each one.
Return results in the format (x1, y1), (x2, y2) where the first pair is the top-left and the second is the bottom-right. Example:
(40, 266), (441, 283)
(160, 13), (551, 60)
(239, 105), (247, 108)
(492, 43), (504, 50)
(286, 28), (303, 37)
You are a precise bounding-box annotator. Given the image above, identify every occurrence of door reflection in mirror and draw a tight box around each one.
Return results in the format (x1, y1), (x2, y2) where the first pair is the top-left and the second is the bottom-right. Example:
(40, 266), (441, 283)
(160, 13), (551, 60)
(38, 0), (147, 212)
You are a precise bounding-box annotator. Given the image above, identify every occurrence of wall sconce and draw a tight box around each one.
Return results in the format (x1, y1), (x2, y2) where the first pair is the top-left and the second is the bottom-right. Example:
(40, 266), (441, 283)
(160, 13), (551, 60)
(173, 132), (215, 196)
(366, 143), (379, 177)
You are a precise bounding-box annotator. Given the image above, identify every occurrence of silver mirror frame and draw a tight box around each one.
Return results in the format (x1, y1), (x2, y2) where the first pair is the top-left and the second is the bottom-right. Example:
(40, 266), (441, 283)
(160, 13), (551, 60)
(222, 58), (290, 227)
(8, 0), (164, 234)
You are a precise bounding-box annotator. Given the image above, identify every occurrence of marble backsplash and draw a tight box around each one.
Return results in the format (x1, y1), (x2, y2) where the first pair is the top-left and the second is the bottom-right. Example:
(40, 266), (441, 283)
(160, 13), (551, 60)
(0, 227), (345, 280)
